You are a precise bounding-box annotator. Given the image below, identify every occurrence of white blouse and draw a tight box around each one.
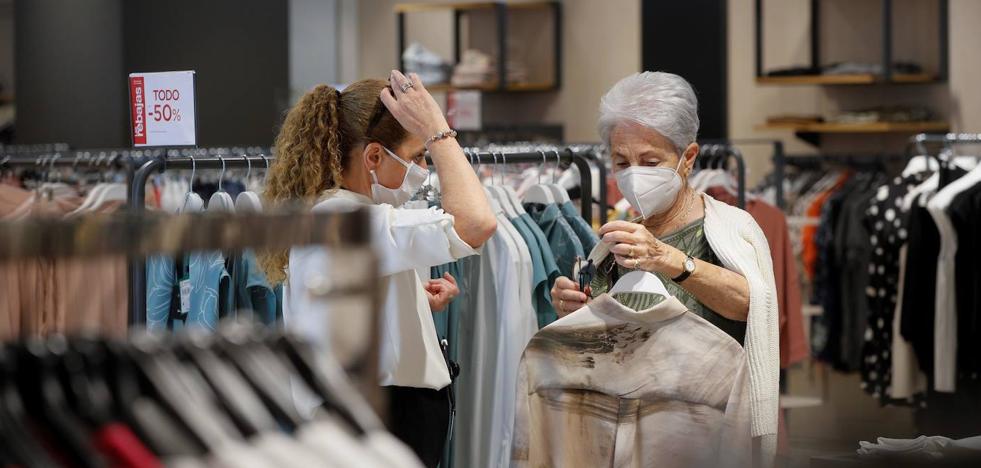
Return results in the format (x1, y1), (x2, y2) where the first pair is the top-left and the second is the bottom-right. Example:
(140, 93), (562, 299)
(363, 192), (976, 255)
(284, 189), (478, 390)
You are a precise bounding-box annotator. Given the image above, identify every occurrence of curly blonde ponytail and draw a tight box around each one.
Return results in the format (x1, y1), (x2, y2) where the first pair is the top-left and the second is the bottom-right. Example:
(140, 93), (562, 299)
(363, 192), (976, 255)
(260, 80), (409, 284)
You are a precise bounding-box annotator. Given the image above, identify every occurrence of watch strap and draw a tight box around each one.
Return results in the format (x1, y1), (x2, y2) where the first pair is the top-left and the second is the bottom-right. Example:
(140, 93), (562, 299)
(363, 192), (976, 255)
(671, 255), (694, 283)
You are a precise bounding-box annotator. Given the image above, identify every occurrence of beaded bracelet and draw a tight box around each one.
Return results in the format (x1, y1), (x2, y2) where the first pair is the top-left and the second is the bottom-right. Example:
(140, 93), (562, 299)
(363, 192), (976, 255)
(424, 129), (458, 151)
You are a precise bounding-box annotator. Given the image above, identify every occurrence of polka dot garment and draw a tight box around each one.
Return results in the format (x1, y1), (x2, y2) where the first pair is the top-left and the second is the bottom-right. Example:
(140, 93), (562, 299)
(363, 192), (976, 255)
(859, 172), (929, 404)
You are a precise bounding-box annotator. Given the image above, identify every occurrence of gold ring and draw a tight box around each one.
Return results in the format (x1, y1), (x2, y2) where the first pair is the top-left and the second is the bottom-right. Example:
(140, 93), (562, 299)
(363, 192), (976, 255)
(631, 258), (639, 269)
(559, 299), (565, 310)
(628, 245), (635, 257)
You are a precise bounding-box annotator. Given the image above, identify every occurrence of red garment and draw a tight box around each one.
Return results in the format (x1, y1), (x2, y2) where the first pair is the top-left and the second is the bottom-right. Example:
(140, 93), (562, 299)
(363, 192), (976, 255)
(94, 423), (161, 468)
(704, 188), (808, 368)
(800, 173), (849, 280)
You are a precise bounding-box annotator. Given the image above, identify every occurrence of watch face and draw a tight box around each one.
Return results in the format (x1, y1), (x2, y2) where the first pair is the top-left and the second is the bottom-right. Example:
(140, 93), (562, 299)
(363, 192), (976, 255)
(684, 258), (696, 273)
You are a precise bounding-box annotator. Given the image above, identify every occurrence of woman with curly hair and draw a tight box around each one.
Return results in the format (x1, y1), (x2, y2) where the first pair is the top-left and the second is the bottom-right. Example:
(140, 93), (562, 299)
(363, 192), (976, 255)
(262, 71), (496, 466)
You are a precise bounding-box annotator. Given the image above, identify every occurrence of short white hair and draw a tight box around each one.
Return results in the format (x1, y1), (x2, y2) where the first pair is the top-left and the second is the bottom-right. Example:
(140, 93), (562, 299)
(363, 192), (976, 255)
(598, 71), (700, 152)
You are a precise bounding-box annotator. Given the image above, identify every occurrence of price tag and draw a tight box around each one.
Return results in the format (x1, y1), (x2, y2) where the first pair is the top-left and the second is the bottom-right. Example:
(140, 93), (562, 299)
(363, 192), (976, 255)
(446, 90), (481, 131)
(129, 70), (197, 147)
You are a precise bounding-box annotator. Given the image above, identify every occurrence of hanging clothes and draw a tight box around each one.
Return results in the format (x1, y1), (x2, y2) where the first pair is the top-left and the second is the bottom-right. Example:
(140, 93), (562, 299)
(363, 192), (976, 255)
(511, 293), (753, 468)
(705, 187), (807, 368)
(860, 172), (930, 402)
(523, 202), (584, 279)
(559, 200), (599, 254)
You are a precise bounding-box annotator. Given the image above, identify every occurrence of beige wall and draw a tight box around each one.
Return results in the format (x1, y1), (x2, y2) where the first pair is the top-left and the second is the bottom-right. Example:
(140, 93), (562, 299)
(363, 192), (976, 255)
(357, 0), (641, 142)
(949, 0), (981, 132)
(730, 0), (981, 185)
(357, 0), (980, 179)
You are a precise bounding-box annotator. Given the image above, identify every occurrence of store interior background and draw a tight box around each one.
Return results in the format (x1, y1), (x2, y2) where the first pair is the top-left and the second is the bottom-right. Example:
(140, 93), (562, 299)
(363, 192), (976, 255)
(3, 0), (981, 463)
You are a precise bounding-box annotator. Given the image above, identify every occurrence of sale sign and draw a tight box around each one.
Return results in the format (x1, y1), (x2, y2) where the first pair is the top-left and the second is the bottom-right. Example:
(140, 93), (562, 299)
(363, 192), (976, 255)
(128, 71), (196, 147)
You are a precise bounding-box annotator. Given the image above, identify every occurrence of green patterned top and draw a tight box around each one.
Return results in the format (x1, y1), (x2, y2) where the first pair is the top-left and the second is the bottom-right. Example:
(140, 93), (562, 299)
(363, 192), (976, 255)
(591, 217), (746, 345)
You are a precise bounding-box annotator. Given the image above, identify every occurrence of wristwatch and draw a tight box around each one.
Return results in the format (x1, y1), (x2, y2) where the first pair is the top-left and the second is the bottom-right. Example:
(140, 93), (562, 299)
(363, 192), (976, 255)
(672, 254), (696, 283)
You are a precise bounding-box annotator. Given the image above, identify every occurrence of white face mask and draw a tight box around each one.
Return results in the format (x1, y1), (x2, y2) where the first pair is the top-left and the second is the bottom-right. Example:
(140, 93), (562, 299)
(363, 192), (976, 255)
(370, 147), (429, 207)
(615, 156), (685, 219)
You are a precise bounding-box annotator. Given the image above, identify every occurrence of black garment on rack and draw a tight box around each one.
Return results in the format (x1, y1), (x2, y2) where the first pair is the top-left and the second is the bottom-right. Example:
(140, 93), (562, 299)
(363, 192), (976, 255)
(899, 193), (941, 376)
(837, 180), (880, 371)
(860, 172), (930, 403)
(947, 182), (981, 381)
(812, 176), (864, 369)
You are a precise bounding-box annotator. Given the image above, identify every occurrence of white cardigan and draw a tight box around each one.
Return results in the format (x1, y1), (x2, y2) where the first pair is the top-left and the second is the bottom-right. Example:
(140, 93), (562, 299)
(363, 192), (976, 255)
(581, 193), (779, 459)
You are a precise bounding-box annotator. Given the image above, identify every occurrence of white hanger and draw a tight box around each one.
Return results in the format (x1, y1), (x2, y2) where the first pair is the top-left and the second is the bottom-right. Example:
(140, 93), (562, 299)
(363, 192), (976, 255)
(522, 151), (556, 205)
(235, 155), (263, 213)
(546, 150), (572, 203)
(180, 156), (205, 213)
(85, 154), (127, 212)
(609, 270), (671, 298)
(486, 152), (520, 218)
(497, 152), (529, 215)
(68, 154), (107, 214)
(207, 156), (235, 213)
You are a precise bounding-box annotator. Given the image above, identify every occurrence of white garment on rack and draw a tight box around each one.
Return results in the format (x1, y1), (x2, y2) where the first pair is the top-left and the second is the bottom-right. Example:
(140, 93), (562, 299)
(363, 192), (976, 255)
(889, 245), (927, 400)
(453, 198), (538, 468)
(925, 163), (981, 393)
(284, 189), (478, 390)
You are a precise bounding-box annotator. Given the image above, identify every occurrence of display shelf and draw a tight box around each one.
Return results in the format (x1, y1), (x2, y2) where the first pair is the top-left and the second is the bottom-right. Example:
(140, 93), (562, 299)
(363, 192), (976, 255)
(756, 73), (939, 86)
(425, 82), (557, 93)
(396, 1), (561, 93)
(395, 1), (554, 13)
(758, 121), (950, 134)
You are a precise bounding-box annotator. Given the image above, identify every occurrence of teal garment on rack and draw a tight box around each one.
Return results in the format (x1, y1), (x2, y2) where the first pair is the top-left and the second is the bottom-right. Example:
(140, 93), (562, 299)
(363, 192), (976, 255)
(560, 200), (599, 254)
(510, 213), (560, 328)
(431, 259), (467, 468)
(146, 251), (229, 331)
(232, 249), (282, 324)
(524, 202), (585, 279)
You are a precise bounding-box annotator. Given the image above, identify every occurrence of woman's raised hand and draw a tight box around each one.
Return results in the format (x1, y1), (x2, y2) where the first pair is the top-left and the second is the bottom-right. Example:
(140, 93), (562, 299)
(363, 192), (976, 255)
(379, 70), (450, 140)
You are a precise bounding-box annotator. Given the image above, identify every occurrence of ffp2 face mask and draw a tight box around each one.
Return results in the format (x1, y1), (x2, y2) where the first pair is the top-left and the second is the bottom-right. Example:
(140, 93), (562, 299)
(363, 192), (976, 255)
(614, 156), (685, 219)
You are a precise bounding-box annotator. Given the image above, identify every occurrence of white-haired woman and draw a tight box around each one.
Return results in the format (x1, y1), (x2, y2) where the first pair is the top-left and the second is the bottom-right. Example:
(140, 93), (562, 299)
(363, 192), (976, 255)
(550, 71), (779, 459)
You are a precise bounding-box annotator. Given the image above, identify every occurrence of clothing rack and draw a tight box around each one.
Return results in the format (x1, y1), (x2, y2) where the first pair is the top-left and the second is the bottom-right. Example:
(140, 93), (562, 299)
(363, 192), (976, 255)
(695, 142), (749, 209)
(426, 146), (604, 225)
(703, 138), (782, 209)
(1, 207), (374, 330)
(0, 207), (386, 415)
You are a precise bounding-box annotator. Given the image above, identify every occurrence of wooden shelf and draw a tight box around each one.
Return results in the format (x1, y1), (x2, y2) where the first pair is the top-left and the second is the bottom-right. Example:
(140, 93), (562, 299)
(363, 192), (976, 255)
(758, 121), (950, 134)
(425, 82), (557, 92)
(756, 73), (940, 86)
(395, 1), (554, 13)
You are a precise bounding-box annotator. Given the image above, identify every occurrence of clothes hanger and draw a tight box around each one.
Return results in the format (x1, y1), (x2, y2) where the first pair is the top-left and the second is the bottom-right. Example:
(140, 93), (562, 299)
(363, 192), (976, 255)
(0, 345), (58, 466)
(522, 151), (557, 205)
(98, 337), (206, 457)
(181, 156), (205, 213)
(272, 333), (382, 435)
(208, 155), (235, 213)
(13, 339), (107, 468)
(499, 151), (527, 216)
(547, 150), (572, 203)
(213, 325), (306, 433)
(235, 155), (263, 213)
(67, 153), (106, 214)
(609, 270), (671, 298)
(489, 152), (522, 218)
(175, 332), (278, 439)
(127, 334), (237, 453)
(53, 336), (116, 430)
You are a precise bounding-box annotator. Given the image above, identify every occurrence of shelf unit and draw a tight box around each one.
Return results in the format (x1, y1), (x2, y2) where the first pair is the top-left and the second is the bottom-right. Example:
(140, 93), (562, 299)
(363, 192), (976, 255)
(395, 1), (561, 93)
(755, 73), (939, 86)
(758, 121), (950, 134)
(755, 0), (949, 84)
